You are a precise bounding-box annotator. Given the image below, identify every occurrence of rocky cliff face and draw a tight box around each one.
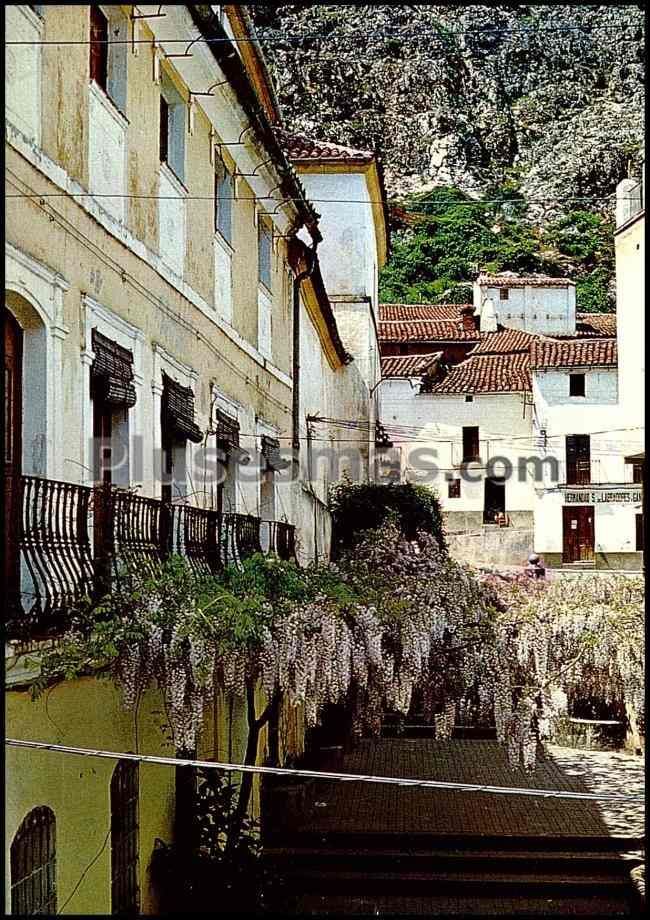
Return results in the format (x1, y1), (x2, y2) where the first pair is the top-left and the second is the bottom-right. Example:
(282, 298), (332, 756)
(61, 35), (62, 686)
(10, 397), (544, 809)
(251, 5), (645, 218)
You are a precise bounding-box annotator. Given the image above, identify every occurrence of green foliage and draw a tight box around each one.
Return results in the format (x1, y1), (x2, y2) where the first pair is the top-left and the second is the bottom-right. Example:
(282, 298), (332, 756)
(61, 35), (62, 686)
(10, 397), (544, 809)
(329, 480), (446, 557)
(379, 187), (616, 312)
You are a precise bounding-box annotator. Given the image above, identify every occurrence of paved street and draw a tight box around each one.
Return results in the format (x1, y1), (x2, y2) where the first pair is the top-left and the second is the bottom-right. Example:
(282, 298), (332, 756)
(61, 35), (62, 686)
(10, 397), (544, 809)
(292, 739), (644, 842)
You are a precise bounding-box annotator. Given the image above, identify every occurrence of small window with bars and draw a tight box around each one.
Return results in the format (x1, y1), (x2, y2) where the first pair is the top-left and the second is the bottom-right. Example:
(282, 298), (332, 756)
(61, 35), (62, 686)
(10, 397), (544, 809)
(11, 806), (57, 915)
(111, 760), (140, 916)
(448, 479), (461, 499)
(499, 288), (509, 300)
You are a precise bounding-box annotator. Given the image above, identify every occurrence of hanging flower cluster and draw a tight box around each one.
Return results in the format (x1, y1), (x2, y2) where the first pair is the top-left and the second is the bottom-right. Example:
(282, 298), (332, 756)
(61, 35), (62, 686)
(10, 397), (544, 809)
(33, 526), (643, 772)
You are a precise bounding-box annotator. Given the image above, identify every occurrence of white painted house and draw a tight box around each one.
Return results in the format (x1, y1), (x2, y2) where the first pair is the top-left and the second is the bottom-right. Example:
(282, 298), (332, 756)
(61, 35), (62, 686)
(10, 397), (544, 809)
(379, 261), (641, 569)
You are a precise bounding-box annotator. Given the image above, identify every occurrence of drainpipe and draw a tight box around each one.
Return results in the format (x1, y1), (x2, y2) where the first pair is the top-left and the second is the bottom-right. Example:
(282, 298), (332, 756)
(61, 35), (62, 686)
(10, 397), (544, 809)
(292, 240), (319, 455)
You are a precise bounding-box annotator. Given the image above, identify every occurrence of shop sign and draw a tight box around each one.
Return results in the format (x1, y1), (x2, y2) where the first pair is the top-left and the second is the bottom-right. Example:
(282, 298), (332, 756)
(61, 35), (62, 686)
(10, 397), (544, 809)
(565, 489), (642, 504)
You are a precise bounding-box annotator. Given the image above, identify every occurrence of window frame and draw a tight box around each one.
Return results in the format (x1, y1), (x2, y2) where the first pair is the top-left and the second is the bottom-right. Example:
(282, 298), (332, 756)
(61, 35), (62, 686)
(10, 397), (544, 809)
(569, 373), (586, 398)
(462, 426), (480, 463)
(89, 5), (109, 93)
(215, 161), (234, 245)
(159, 71), (186, 184)
(448, 478), (461, 499)
(258, 219), (273, 291)
(566, 433), (591, 485)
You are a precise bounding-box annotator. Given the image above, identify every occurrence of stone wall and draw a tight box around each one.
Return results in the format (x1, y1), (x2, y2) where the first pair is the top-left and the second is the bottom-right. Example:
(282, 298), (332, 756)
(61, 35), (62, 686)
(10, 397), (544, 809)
(446, 527), (535, 568)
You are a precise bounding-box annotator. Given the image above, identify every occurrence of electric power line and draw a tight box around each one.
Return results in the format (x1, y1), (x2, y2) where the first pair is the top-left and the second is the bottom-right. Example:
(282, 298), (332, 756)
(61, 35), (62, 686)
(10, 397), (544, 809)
(6, 739), (645, 803)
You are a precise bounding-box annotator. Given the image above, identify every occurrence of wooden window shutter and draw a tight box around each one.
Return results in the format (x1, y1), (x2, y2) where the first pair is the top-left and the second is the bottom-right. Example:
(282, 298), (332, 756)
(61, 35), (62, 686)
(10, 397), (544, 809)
(90, 329), (137, 408)
(161, 372), (203, 444)
(89, 6), (108, 90)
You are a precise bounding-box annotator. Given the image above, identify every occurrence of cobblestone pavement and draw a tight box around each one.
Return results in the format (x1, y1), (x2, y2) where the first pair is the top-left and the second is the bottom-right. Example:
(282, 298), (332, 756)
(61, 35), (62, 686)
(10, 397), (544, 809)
(294, 739), (645, 841)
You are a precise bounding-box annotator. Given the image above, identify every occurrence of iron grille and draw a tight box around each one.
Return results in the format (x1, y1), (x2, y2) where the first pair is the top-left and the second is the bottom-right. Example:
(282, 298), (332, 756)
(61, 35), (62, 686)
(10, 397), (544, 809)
(11, 806), (57, 915)
(111, 760), (140, 916)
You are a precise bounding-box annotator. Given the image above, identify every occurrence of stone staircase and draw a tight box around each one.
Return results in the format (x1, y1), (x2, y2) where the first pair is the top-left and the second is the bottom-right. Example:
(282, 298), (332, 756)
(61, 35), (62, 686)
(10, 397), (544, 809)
(262, 832), (644, 916)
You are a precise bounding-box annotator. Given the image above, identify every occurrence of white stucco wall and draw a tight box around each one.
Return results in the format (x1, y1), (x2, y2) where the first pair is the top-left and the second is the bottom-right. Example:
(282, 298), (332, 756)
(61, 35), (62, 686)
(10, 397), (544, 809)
(473, 282), (576, 336)
(295, 294), (370, 563)
(615, 203), (645, 436)
(534, 490), (643, 556)
(297, 172), (377, 305)
(379, 378), (535, 515)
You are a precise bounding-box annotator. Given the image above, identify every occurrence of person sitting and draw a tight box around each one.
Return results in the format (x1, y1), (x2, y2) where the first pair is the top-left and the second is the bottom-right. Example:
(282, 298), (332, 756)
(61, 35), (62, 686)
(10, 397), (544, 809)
(525, 553), (546, 579)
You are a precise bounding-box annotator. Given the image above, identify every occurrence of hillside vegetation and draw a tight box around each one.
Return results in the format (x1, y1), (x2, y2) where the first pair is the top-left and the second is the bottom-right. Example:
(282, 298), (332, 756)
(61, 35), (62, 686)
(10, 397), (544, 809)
(379, 186), (615, 311)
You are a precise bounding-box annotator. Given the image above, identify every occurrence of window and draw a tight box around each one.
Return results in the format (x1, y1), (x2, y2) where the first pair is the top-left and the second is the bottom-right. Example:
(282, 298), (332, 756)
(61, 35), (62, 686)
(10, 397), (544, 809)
(160, 72), (186, 182)
(111, 760), (140, 916)
(89, 6), (127, 112)
(215, 162), (234, 243)
(465, 395), (473, 403)
(215, 410), (240, 514)
(11, 806), (57, 915)
(90, 330), (136, 487)
(462, 426), (480, 462)
(569, 373), (586, 397)
(636, 514), (644, 552)
(260, 436), (280, 524)
(633, 462), (644, 484)
(258, 220), (272, 290)
(499, 288), (509, 300)
(566, 434), (591, 485)
(89, 6), (108, 91)
(160, 373), (202, 502)
(448, 479), (461, 498)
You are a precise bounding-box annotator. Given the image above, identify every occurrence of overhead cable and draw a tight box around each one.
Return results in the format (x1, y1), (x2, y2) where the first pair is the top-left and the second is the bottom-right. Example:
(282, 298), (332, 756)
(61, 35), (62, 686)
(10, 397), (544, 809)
(6, 739), (645, 802)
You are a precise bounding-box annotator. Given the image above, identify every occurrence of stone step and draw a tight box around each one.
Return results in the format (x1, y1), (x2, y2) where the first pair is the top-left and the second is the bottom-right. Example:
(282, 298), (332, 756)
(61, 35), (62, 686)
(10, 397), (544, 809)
(263, 846), (642, 877)
(263, 830), (645, 854)
(268, 867), (634, 896)
(279, 891), (636, 916)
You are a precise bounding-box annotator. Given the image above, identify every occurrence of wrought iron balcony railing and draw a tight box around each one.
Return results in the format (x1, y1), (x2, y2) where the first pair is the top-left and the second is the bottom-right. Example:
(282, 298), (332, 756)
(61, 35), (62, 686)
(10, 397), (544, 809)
(5, 475), (297, 639)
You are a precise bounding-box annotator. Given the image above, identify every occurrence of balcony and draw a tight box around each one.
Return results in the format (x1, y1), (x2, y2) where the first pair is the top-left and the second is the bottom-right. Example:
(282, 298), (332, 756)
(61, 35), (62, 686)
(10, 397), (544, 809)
(5, 475), (297, 639)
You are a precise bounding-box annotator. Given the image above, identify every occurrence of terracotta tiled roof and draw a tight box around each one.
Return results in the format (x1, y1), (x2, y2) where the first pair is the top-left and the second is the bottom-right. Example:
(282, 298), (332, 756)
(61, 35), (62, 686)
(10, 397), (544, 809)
(426, 353), (532, 394)
(277, 129), (374, 163)
(469, 328), (542, 356)
(381, 352), (443, 378)
(574, 313), (617, 338)
(477, 272), (574, 288)
(379, 303), (466, 322)
(379, 320), (480, 342)
(530, 339), (618, 369)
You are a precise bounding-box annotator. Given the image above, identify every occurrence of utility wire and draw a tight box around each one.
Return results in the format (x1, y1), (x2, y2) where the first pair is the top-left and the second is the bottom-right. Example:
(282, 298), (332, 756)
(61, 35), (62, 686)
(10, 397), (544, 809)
(5, 191), (621, 207)
(6, 739), (645, 802)
(6, 21), (644, 45)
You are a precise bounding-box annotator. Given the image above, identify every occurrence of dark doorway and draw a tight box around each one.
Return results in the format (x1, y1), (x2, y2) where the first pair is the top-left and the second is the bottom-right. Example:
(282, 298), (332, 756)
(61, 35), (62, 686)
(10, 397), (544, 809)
(566, 434), (591, 485)
(562, 505), (595, 563)
(483, 476), (505, 524)
(4, 310), (23, 602)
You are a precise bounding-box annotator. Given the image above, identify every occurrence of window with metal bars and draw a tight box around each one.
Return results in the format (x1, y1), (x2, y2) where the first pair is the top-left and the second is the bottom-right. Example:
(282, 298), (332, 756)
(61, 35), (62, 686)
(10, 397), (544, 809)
(111, 760), (140, 916)
(11, 806), (57, 915)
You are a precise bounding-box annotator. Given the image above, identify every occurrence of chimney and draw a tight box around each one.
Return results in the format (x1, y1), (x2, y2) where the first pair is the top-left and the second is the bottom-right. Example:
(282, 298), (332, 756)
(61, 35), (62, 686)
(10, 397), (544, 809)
(480, 297), (497, 333)
(460, 304), (477, 332)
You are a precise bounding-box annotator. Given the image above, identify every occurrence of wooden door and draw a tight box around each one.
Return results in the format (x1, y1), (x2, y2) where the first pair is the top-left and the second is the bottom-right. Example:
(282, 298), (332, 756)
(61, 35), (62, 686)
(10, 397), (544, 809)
(4, 310), (23, 598)
(563, 506), (594, 563)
